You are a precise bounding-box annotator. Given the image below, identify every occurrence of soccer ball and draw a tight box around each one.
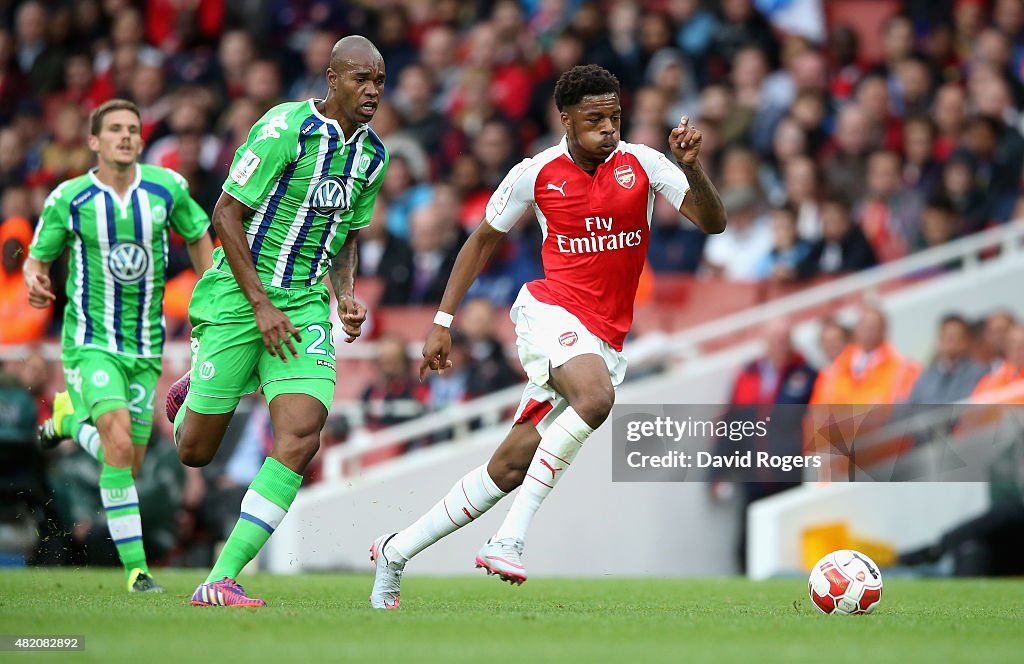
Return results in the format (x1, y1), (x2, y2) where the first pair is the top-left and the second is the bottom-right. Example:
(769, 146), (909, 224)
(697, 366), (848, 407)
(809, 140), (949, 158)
(807, 549), (883, 615)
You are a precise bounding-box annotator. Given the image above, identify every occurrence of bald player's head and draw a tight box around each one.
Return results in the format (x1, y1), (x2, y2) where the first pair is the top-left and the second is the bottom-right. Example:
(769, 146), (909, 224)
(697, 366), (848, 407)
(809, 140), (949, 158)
(330, 35), (383, 73)
(324, 34), (386, 131)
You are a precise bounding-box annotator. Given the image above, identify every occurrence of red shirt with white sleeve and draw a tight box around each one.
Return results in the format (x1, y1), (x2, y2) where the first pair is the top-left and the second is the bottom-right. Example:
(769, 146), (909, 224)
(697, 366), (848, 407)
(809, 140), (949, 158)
(485, 137), (690, 350)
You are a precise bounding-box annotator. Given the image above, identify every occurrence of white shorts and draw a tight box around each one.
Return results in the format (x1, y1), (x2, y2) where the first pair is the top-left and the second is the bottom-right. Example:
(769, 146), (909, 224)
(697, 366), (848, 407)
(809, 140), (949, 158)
(509, 285), (627, 434)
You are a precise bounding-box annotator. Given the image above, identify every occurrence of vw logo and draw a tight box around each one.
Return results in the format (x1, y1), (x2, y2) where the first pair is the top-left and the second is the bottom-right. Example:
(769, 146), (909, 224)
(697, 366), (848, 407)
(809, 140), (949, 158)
(108, 242), (149, 284)
(311, 176), (347, 216)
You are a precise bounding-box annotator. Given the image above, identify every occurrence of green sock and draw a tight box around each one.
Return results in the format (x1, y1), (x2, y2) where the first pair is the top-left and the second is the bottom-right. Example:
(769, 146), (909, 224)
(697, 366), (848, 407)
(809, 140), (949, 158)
(64, 417), (83, 440)
(99, 464), (147, 577)
(206, 458), (302, 583)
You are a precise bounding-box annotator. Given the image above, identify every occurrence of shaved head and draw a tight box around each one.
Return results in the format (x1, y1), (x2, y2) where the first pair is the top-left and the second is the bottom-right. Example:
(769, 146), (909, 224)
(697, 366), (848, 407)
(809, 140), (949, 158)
(321, 34), (386, 134)
(330, 35), (383, 72)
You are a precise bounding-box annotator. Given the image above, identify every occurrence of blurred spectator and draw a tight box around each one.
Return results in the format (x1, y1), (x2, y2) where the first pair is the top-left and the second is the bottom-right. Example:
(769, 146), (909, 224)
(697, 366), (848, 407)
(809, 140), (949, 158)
(901, 115), (941, 196)
(855, 75), (902, 151)
(755, 204), (812, 283)
(707, 0), (778, 80)
(712, 318), (817, 571)
(408, 200), (466, 304)
(213, 29), (255, 102)
(372, 4), (418, 81)
(931, 82), (967, 161)
(471, 119), (519, 191)
(702, 185), (772, 281)
(980, 310), (1019, 374)
(971, 324), (1024, 399)
(872, 14), (916, 84)
(0, 28), (30, 125)
(810, 306), (920, 404)
(857, 148), (924, 262)
(797, 198), (877, 279)
(94, 6), (163, 74)
(782, 155), (823, 240)
(459, 297), (521, 397)
(818, 318), (852, 368)
(392, 63), (453, 170)
(419, 25), (460, 113)
(822, 105), (872, 202)
(382, 152), (432, 240)
(11, 349), (52, 425)
(647, 192), (707, 273)
(762, 115), (808, 204)
(243, 59), (284, 114)
(130, 63), (169, 141)
(37, 104), (93, 186)
(669, 0), (718, 62)
(907, 314), (987, 404)
(727, 318), (818, 406)
(15, 0), (64, 94)
(940, 150), (991, 233)
(959, 115), (1023, 223)
(46, 52), (113, 122)
(359, 197), (415, 305)
(362, 335), (429, 431)
(916, 194), (963, 262)
(0, 217), (50, 344)
(287, 30), (335, 101)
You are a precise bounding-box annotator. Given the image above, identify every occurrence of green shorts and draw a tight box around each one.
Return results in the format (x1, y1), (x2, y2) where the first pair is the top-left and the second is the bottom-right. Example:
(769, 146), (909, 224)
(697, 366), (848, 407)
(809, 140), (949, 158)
(186, 269), (337, 414)
(61, 346), (161, 445)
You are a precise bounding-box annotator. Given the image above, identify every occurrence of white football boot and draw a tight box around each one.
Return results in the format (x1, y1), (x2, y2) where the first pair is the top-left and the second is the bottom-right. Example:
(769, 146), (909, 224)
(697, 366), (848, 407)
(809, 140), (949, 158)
(474, 537), (527, 585)
(369, 533), (404, 609)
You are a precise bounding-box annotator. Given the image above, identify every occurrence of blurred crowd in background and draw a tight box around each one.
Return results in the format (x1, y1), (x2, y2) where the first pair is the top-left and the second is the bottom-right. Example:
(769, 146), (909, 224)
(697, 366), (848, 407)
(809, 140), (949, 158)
(3, 0), (1024, 570)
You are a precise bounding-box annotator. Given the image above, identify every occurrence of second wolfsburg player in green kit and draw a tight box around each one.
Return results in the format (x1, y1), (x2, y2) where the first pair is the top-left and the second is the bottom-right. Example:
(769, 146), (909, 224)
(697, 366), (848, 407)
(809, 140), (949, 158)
(25, 99), (214, 592)
(166, 35), (389, 607)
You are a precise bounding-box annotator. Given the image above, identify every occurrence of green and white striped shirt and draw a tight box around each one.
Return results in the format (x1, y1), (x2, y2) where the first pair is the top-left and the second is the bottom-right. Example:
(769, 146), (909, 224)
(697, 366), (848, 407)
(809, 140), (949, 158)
(219, 99), (389, 288)
(29, 165), (210, 357)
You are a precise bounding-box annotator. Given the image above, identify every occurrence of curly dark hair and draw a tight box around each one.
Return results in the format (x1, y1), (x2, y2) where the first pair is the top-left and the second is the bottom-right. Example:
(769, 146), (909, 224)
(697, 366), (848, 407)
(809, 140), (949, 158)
(553, 64), (620, 111)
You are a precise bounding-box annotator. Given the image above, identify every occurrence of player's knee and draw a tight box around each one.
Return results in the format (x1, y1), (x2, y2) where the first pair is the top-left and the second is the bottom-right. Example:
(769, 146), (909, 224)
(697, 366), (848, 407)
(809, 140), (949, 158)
(177, 440), (215, 468)
(571, 385), (615, 428)
(103, 435), (134, 467)
(488, 457), (526, 492)
(276, 432), (321, 469)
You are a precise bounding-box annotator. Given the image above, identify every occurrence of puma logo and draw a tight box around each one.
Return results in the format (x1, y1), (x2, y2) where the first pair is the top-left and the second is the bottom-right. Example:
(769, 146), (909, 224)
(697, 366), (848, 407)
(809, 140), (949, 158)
(539, 458), (563, 479)
(546, 180), (567, 196)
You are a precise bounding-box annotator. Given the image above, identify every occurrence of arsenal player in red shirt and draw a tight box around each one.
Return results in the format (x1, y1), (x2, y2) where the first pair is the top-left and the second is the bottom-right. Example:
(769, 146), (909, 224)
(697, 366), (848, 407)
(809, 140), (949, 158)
(370, 65), (726, 608)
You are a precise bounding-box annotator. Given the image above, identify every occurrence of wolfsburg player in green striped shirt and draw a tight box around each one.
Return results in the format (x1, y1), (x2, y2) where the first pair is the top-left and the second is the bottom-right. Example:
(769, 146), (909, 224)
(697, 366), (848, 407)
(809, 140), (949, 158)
(167, 36), (389, 607)
(25, 99), (214, 593)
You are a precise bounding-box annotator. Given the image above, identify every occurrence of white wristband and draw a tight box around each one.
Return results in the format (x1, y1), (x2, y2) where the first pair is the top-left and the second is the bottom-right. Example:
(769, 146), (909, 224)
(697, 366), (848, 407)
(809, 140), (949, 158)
(433, 311), (454, 328)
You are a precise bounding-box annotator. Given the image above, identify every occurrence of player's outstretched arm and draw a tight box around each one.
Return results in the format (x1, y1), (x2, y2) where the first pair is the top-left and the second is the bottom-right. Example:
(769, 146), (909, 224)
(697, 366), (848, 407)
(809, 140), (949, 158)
(669, 116), (726, 235)
(419, 221), (506, 382)
(212, 191), (301, 361)
(330, 231), (367, 343)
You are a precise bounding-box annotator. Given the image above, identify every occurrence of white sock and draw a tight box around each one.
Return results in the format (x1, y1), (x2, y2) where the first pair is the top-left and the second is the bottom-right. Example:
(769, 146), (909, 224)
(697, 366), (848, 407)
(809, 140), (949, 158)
(387, 464), (507, 562)
(493, 407), (594, 543)
(76, 424), (103, 461)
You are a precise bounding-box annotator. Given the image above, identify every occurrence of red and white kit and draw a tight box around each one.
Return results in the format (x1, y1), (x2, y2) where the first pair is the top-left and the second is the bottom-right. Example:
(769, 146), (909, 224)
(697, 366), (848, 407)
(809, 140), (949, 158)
(484, 137), (690, 431)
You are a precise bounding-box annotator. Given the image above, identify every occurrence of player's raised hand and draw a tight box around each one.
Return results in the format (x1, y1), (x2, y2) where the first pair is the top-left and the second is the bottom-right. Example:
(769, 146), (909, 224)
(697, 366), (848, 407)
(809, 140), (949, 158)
(419, 325), (453, 383)
(338, 295), (367, 343)
(669, 116), (702, 165)
(26, 273), (56, 309)
(253, 300), (301, 362)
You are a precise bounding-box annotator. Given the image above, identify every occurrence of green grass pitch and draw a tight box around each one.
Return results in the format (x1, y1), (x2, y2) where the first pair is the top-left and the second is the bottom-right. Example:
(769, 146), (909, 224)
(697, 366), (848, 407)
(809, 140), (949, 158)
(1, 569), (1021, 663)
